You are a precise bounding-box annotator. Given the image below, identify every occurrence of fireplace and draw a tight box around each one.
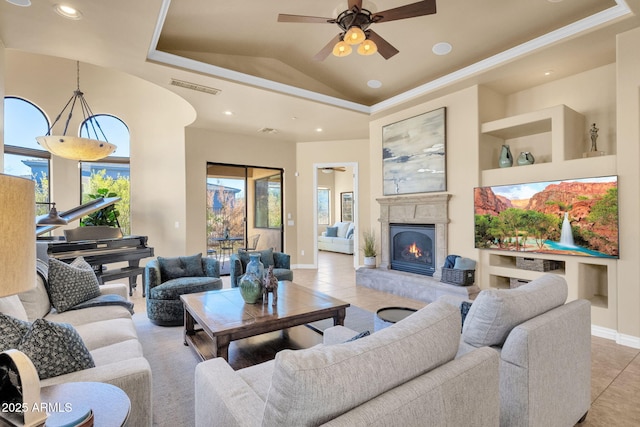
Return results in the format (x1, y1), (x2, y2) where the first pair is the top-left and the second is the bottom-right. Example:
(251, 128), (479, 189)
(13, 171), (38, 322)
(390, 224), (436, 276)
(377, 194), (450, 276)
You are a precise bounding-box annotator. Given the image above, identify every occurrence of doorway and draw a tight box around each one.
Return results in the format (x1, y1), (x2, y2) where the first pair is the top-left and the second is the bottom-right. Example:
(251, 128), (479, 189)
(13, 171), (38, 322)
(314, 162), (359, 270)
(206, 163), (284, 270)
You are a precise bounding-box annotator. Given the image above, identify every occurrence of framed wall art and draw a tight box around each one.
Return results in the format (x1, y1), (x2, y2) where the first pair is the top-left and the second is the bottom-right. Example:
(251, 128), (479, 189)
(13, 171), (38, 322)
(382, 107), (446, 195)
(341, 192), (353, 222)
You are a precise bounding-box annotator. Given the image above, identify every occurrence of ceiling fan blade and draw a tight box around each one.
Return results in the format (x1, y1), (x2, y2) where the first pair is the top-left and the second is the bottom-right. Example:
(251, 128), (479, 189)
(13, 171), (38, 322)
(373, 0), (436, 23)
(313, 34), (342, 61)
(348, 0), (363, 11)
(278, 14), (334, 24)
(367, 30), (399, 60)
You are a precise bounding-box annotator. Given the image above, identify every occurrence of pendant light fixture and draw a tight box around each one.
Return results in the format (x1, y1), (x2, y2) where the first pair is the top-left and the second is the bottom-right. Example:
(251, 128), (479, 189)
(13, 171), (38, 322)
(36, 61), (116, 161)
(36, 202), (68, 225)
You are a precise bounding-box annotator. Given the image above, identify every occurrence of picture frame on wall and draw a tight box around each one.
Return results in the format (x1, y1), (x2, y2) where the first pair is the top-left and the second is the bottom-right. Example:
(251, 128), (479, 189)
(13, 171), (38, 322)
(382, 107), (446, 195)
(341, 192), (354, 222)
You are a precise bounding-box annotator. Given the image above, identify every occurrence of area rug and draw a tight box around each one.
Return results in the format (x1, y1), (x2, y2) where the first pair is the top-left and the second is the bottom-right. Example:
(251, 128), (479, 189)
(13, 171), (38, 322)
(132, 305), (375, 426)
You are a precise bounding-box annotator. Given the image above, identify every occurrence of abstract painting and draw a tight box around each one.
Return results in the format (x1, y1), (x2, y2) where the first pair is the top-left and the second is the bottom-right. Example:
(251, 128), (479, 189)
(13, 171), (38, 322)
(382, 107), (446, 195)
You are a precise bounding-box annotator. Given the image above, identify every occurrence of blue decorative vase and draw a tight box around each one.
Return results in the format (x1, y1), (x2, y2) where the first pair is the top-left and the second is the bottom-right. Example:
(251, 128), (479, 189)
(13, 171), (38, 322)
(239, 254), (264, 304)
(499, 145), (513, 168)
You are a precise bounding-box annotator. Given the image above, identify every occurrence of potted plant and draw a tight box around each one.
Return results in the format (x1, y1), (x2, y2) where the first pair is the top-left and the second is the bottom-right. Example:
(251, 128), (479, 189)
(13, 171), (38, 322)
(362, 229), (377, 269)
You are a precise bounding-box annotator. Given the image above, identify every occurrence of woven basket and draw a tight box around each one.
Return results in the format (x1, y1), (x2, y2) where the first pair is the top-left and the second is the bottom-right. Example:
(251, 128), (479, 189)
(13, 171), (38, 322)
(440, 268), (475, 286)
(510, 278), (531, 289)
(516, 257), (561, 272)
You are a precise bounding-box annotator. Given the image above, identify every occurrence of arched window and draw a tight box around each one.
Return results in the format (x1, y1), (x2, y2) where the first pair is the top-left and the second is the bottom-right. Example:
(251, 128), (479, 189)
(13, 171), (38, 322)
(79, 114), (131, 234)
(3, 96), (51, 214)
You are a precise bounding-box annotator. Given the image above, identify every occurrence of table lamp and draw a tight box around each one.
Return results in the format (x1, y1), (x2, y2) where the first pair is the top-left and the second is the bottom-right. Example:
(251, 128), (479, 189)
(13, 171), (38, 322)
(0, 173), (47, 427)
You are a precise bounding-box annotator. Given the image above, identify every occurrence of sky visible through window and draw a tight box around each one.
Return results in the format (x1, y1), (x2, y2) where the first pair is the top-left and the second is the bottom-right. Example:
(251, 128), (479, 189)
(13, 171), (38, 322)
(4, 97), (130, 176)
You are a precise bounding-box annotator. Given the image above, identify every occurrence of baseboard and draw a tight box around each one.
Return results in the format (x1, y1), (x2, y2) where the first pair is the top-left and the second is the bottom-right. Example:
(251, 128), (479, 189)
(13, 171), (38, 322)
(591, 325), (640, 349)
(292, 264), (316, 269)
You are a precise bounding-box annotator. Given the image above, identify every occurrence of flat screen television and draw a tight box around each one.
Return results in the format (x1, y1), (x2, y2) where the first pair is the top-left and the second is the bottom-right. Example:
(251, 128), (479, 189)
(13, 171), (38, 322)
(474, 176), (618, 258)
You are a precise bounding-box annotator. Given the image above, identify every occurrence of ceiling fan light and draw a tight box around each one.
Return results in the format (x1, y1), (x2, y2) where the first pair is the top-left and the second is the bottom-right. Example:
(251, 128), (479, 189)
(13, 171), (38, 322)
(344, 26), (366, 45)
(332, 41), (352, 57)
(358, 39), (378, 56)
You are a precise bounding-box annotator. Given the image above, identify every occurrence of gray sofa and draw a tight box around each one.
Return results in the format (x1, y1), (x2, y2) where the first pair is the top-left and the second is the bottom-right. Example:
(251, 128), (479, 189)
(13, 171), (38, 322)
(194, 301), (500, 426)
(0, 269), (152, 427)
(442, 273), (591, 427)
(318, 221), (355, 254)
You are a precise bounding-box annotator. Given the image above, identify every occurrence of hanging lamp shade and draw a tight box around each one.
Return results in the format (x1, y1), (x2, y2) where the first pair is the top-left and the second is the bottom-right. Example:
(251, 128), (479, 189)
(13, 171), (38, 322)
(35, 202), (68, 225)
(35, 61), (116, 161)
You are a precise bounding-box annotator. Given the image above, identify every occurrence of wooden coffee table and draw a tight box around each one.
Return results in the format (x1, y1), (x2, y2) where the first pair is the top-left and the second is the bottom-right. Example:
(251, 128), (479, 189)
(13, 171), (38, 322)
(181, 281), (350, 361)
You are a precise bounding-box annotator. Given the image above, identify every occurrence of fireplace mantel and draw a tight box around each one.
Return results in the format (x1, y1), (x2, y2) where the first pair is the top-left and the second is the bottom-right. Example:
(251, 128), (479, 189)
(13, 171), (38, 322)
(377, 194), (451, 271)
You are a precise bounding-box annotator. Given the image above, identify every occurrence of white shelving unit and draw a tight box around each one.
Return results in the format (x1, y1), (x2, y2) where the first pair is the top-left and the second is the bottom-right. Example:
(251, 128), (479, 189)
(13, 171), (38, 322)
(477, 104), (618, 329)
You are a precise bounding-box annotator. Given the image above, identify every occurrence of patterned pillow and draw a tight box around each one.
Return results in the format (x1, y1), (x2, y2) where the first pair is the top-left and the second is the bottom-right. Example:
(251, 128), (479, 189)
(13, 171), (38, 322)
(158, 254), (204, 281)
(0, 313), (31, 352)
(18, 318), (95, 380)
(47, 257), (101, 313)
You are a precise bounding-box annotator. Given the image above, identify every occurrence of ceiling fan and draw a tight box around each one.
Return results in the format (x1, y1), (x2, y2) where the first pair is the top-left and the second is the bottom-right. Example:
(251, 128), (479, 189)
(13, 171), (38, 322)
(278, 0), (437, 60)
(320, 167), (347, 174)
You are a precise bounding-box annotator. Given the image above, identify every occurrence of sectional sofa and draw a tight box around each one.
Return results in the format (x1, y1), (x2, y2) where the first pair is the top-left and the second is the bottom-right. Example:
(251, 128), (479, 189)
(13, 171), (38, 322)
(0, 261), (152, 427)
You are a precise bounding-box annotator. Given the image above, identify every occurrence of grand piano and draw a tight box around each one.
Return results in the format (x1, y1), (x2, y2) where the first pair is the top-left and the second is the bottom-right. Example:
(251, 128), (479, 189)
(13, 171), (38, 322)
(36, 197), (154, 296)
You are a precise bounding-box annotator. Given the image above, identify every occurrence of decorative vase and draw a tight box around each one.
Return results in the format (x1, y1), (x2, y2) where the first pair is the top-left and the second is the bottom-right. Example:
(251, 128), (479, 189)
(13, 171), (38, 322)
(498, 145), (513, 168)
(517, 151), (535, 166)
(239, 254), (264, 304)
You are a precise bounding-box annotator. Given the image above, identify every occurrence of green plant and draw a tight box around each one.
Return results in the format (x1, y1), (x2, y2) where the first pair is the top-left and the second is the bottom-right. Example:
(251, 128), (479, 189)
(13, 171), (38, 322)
(362, 229), (377, 257)
(81, 188), (120, 228)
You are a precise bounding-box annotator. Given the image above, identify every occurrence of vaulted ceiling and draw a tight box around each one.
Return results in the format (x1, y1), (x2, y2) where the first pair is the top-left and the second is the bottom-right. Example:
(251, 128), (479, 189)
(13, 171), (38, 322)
(1, 0), (639, 142)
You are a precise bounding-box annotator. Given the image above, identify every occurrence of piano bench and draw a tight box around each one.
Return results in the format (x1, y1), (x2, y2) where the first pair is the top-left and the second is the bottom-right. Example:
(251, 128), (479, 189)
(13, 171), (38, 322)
(97, 266), (146, 297)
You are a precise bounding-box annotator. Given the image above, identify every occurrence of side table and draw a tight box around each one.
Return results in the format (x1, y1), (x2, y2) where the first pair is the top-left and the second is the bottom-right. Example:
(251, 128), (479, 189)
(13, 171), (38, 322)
(40, 382), (130, 427)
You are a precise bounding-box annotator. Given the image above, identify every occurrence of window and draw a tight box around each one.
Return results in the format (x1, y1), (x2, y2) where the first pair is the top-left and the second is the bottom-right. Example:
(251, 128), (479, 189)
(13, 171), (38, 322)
(3, 97), (51, 214)
(80, 115), (131, 234)
(317, 188), (330, 225)
(255, 174), (282, 229)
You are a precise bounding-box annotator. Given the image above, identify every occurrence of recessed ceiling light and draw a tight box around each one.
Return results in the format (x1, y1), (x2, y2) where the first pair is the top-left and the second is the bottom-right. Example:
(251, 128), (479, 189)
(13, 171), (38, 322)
(367, 80), (382, 89)
(316, 128), (323, 132)
(54, 4), (82, 19)
(432, 42), (452, 56)
(548, 0), (563, 3)
(5, 0), (31, 6)
(224, 111), (233, 116)
(544, 69), (554, 76)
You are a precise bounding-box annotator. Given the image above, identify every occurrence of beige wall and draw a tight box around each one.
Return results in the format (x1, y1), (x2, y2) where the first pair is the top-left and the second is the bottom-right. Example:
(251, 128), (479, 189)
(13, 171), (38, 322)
(616, 27), (640, 341)
(184, 127), (297, 260)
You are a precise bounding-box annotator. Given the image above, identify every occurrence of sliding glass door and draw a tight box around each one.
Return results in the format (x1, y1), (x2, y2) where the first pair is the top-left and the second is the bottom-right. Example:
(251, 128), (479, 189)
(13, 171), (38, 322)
(206, 163), (283, 263)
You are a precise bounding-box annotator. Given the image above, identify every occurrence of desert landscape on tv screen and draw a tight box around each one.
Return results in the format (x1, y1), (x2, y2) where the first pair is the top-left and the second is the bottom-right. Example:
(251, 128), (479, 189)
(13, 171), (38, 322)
(474, 176), (618, 258)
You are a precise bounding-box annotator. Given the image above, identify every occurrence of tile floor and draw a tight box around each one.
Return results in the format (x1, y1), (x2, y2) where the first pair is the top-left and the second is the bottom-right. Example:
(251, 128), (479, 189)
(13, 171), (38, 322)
(286, 251), (640, 426)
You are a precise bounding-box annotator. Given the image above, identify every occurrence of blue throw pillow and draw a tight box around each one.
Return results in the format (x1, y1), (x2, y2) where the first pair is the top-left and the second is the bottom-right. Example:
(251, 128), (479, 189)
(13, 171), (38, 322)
(460, 301), (473, 332)
(454, 257), (476, 270)
(444, 254), (459, 269)
(158, 254), (204, 281)
(345, 227), (354, 239)
(325, 226), (338, 237)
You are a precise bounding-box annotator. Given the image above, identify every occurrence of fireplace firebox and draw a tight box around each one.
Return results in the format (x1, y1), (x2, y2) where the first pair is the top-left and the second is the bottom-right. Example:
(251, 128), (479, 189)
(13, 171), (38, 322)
(390, 224), (436, 276)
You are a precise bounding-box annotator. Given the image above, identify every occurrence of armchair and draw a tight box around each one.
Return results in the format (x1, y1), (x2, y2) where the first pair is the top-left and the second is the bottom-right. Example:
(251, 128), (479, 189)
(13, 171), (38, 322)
(230, 248), (293, 287)
(144, 254), (223, 326)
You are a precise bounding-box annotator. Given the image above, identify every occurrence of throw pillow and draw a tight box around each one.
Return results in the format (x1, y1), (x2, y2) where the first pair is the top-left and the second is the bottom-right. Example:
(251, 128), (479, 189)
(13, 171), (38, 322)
(17, 318), (95, 380)
(460, 301), (473, 331)
(444, 254), (459, 269)
(454, 257), (476, 270)
(158, 254), (204, 281)
(344, 330), (370, 342)
(325, 226), (338, 237)
(238, 248), (275, 268)
(345, 225), (354, 239)
(0, 313), (31, 352)
(47, 257), (101, 313)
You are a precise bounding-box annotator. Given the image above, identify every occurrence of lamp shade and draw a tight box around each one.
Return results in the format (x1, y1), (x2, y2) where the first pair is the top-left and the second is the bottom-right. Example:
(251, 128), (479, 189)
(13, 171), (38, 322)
(36, 135), (116, 161)
(332, 40), (352, 57)
(358, 39), (378, 56)
(344, 26), (366, 45)
(0, 174), (36, 297)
